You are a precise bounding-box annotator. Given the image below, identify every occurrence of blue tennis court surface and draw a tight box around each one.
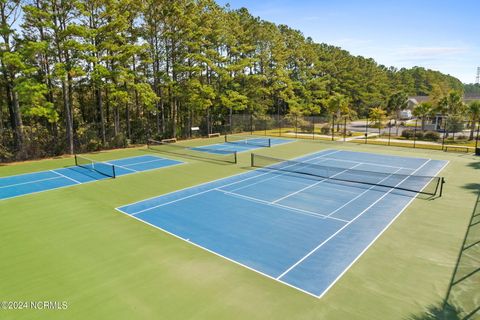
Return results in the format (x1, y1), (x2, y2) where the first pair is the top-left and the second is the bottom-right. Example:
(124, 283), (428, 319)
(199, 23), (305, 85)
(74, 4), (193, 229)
(192, 136), (293, 154)
(117, 150), (448, 298)
(0, 155), (183, 201)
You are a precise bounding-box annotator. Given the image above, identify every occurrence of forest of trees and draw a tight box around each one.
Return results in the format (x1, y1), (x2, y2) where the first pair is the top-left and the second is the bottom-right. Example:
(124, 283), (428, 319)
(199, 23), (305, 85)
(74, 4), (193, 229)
(0, 0), (466, 162)
(464, 83), (480, 95)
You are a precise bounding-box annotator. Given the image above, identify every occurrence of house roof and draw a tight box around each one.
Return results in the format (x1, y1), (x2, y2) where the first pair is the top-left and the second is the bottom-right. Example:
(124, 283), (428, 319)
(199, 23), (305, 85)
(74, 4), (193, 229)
(408, 96), (430, 104)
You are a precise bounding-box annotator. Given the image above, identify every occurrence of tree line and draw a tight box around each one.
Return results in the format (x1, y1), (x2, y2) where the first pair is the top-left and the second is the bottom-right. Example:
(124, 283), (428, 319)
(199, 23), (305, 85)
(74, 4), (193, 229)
(0, 0), (466, 161)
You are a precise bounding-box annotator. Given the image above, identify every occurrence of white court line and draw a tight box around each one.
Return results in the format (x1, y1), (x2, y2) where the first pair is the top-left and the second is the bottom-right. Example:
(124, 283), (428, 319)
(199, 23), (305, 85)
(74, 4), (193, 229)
(87, 154), (178, 173)
(224, 153), (339, 193)
(117, 148), (339, 208)
(102, 161), (137, 172)
(118, 210), (322, 299)
(196, 144), (234, 151)
(324, 167), (405, 219)
(128, 151), (342, 216)
(218, 189), (349, 223)
(271, 163), (363, 204)
(318, 156), (411, 170)
(0, 176), (61, 189)
(276, 158), (432, 280)
(317, 159), (450, 298)
(116, 149), (448, 298)
(50, 170), (82, 184)
(0, 156), (185, 202)
(124, 157), (178, 167)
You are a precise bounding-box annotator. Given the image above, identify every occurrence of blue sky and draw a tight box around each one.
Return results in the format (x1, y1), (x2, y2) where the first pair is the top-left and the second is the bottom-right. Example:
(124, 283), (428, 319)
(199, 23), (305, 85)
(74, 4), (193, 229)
(216, 0), (479, 83)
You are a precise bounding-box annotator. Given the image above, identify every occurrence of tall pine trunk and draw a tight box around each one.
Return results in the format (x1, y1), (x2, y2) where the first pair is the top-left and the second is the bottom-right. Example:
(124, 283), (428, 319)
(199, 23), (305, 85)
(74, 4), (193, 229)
(96, 86), (106, 144)
(61, 78), (74, 154)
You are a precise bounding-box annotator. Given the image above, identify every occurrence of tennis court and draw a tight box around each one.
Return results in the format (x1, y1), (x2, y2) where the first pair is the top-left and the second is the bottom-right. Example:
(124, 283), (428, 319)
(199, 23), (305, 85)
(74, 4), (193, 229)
(192, 135), (294, 154)
(0, 155), (183, 201)
(118, 149), (448, 298)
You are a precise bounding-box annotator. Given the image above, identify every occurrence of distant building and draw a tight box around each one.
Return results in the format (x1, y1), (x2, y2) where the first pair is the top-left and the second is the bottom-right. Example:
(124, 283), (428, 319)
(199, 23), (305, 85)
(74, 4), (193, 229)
(398, 109), (412, 120)
(407, 96), (430, 109)
(403, 95), (480, 131)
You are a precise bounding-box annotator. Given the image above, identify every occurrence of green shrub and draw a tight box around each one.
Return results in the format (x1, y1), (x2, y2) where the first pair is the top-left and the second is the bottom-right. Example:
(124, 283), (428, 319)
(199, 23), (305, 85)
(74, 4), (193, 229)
(300, 122), (313, 133)
(109, 133), (128, 148)
(86, 138), (102, 152)
(320, 126), (331, 135)
(0, 143), (13, 162)
(423, 131), (440, 141)
(414, 131), (424, 139)
(401, 129), (426, 139)
(401, 129), (414, 139)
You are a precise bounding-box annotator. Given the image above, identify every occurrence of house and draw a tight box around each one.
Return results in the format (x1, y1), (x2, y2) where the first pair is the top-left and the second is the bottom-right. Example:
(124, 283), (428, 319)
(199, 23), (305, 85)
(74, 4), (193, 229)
(398, 96), (431, 120)
(398, 109), (412, 119)
(405, 95), (480, 131)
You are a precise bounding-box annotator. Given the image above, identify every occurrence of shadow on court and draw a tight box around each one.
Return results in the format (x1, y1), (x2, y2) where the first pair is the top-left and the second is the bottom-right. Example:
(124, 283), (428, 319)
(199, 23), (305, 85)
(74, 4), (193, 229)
(462, 183), (480, 194)
(409, 191), (480, 320)
(467, 161), (480, 170)
(408, 302), (463, 320)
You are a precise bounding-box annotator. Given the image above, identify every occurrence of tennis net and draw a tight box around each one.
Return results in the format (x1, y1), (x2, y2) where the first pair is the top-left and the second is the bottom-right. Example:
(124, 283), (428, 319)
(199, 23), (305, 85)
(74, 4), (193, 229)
(225, 135), (271, 147)
(74, 155), (116, 178)
(147, 139), (237, 164)
(251, 154), (445, 197)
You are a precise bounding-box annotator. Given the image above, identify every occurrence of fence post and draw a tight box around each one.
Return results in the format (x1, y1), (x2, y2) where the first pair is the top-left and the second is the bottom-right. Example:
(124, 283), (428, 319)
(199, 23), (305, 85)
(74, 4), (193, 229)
(332, 116), (335, 141)
(250, 113), (253, 135)
(343, 118), (347, 142)
(365, 117), (369, 144)
(388, 119), (392, 146)
(312, 116), (315, 140)
(295, 115), (298, 139)
(264, 118), (267, 136)
(475, 123), (480, 155)
(413, 119), (418, 148)
(279, 114), (282, 137)
(442, 118), (448, 150)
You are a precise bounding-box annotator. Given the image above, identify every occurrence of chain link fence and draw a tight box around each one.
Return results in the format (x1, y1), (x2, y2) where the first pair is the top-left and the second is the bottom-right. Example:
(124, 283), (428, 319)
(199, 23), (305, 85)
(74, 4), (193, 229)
(221, 113), (480, 154)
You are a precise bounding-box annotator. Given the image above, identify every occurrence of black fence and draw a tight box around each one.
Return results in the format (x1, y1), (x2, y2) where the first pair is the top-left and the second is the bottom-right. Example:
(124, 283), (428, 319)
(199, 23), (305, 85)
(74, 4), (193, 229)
(205, 114), (480, 153)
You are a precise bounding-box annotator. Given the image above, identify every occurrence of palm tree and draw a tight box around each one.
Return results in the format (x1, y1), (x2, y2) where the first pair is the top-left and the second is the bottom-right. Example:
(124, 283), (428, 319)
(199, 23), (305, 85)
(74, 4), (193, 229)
(413, 102), (433, 131)
(435, 96), (451, 137)
(386, 92), (408, 125)
(468, 101), (480, 140)
(369, 107), (387, 135)
(447, 91), (465, 115)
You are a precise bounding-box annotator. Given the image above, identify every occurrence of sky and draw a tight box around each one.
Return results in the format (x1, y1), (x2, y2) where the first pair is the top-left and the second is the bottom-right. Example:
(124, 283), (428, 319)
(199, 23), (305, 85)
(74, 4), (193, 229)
(216, 0), (479, 84)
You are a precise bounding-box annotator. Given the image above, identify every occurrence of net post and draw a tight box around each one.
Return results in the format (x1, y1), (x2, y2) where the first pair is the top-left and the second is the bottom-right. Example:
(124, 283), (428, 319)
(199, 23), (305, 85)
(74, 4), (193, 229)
(250, 153), (254, 167)
(268, 138), (271, 147)
(112, 166), (116, 179)
(440, 177), (445, 197)
(234, 151), (237, 164)
(224, 135), (228, 143)
(74, 155), (78, 166)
